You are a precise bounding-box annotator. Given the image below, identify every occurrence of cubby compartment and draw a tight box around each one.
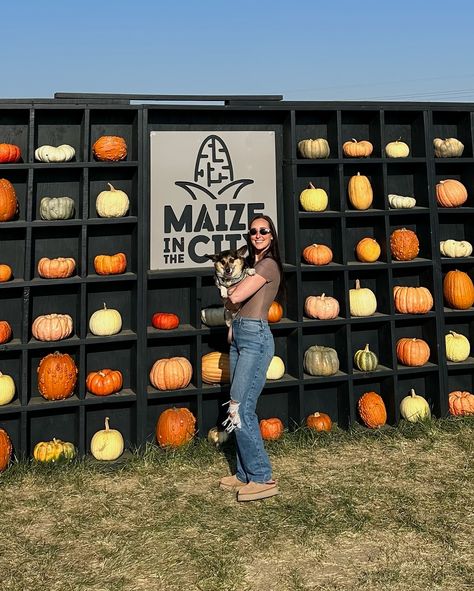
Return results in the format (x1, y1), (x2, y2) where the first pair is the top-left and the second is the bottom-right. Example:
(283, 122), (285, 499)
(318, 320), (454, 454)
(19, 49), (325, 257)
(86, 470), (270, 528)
(27, 347), (80, 405)
(1, 169), (28, 222)
(296, 163), (341, 211)
(200, 272), (227, 312)
(353, 376), (396, 426)
(345, 216), (388, 264)
(388, 213), (433, 262)
(446, 369), (474, 400)
(394, 317), (439, 369)
(302, 382), (350, 429)
(441, 262), (474, 312)
(438, 213), (474, 261)
(341, 111), (382, 157)
(29, 283), (81, 342)
(299, 216), (343, 265)
(396, 372), (441, 420)
(443, 317), (474, 368)
(392, 266), (436, 316)
(87, 282), (137, 337)
(28, 407), (79, 455)
(386, 163), (430, 209)
(0, 227), (26, 283)
(31, 226), (82, 280)
(343, 163), (384, 211)
(0, 414), (21, 457)
(32, 168), (83, 221)
(302, 324), (348, 378)
(257, 386), (299, 429)
(270, 328), (299, 382)
(301, 270), (347, 320)
(90, 109), (138, 161)
(294, 110), (338, 159)
(88, 167), (138, 218)
(0, 110), (29, 161)
(85, 341), (137, 401)
(432, 111), (473, 158)
(434, 163), (474, 208)
(350, 321), (393, 374)
(0, 352), (22, 407)
(147, 337), (198, 395)
(34, 109), (84, 161)
(146, 395), (198, 443)
(348, 269), (391, 317)
(148, 276), (196, 332)
(0, 288), (24, 346)
(383, 110), (426, 158)
(86, 403), (137, 453)
(87, 223), (137, 277)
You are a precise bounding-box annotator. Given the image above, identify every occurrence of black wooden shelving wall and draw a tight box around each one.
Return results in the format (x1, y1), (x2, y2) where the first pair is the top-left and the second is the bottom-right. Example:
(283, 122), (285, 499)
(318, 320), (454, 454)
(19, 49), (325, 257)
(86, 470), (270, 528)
(0, 96), (473, 457)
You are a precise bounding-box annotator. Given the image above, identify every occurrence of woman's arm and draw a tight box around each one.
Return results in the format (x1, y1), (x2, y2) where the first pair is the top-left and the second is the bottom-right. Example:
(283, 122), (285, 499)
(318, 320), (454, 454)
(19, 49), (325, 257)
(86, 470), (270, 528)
(227, 273), (267, 304)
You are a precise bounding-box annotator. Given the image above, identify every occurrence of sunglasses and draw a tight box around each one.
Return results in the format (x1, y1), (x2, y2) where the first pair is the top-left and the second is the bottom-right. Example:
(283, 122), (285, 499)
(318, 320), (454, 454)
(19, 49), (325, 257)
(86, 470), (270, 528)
(249, 227), (272, 236)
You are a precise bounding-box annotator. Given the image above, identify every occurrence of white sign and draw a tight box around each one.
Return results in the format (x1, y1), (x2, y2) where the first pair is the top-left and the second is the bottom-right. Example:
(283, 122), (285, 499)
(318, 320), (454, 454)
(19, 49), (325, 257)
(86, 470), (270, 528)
(150, 131), (277, 270)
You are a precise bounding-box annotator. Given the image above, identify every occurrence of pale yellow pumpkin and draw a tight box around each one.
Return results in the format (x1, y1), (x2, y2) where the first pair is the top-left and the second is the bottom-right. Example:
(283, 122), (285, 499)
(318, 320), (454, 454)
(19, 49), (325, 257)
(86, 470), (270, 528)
(266, 356), (285, 380)
(35, 144), (75, 162)
(89, 303), (122, 336)
(433, 138), (464, 158)
(299, 183), (328, 212)
(440, 240), (473, 258)
(349, 279), (377, 317)
(96, 183), (130, 218)
(399, 389), (431, 422)
(90, 417), (124, 460)
(445, 331), (470, 362)
(0, 372), (15, 405)
(385, 139), (410, 158)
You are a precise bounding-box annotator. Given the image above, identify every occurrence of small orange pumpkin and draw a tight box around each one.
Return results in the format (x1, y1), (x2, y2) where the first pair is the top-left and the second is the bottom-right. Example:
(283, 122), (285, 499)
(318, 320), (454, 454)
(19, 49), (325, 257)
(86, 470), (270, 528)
(443, 269), (474, 310)
(93, 252), (127, 275)
(390, 228), (420, 261)
(37, 257), (76, 279)
(355, 237), (381, 262)
(92, 136), (127, 161)
(436, 179), (468, 207)
(343, 139), (373, 158)
(0, 144), (21, 163)
(358, 391), (387, 428)
(37, 351), (78, 400)
(0, 178), (18, 222)
(302, 243), (333, 265)
(0, 321), (12, 344)
(448, 390), (474, 416)
(0, 264), (12, 282)
(268, 301), (283, 323)
(0, 428), (12, 472)
(396, 338), (430, 366)
(155, 407), (196, 448)
(259, 417), (284, 440)
(149, 357), (193, 391)
(152, 312), (180, 330)
(306, 412), (332, 432)
(86, 369), (123, 396)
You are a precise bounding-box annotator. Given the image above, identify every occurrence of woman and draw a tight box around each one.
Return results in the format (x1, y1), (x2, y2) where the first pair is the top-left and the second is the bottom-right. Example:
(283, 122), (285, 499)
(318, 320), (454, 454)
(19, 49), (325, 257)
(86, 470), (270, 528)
(219, 215), (283, 502)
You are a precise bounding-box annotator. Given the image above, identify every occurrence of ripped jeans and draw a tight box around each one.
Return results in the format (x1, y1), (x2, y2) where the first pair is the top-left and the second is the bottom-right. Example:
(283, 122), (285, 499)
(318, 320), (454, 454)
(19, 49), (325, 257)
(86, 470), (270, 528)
(226, 317), (274, 484)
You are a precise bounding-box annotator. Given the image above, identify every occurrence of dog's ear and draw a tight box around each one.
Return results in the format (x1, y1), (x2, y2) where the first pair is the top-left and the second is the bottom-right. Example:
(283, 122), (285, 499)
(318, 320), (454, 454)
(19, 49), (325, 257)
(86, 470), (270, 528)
(204, 253), (220, 262)
(236, 245), (248, 257)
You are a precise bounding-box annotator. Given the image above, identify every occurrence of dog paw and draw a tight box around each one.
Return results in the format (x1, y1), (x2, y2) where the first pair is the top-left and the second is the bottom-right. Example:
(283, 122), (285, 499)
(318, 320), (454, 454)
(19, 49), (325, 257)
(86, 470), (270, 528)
(248, 268), (256, 276)
(220, 286), (228, 298)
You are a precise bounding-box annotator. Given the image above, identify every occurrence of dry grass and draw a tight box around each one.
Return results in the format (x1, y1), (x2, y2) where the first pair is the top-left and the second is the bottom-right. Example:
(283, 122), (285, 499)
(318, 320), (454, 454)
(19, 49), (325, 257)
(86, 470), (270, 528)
(1, 419), (473, 591)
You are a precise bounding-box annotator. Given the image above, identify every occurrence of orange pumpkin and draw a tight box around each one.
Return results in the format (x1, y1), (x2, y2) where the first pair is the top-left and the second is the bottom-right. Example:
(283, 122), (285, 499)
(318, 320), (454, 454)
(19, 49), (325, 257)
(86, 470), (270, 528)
(436, 179), (468, 207)
(151, 312), (180, 330)
(86, 369), (123, 396)
(358, 391), (387, 428)
(268, 301), (283, 323)
(443, 270), (474, 310)
(37, 351), (78, 400)
(93, 252), (127, 275)
(0, 264), (12, 282)
(259, 417), (284, 440)
(37, 257), (76, 279)
(342, 139), (373, 158)
(31, 313), (73, 342)
(306, 412), (332, 432)
(201, 351), (230, 384)
(347, 173), (373, 210)
(448, 390), (474, 416)
(0, 144), (21, 163)
(393, 286), (433, 314)
(0, 178), (18, 222)
(149, 357), (192, 391)
(155, 407), (196, 448)
(0, 428), (12, 472)
(0, 321), (12, 344)
(355, 237), (381, 262)
(92, 136), (127, 161)
(302, 243), (333, 265)
(390, 228), (420, 261)
(396, 338), (430, 366)
(304, 294), (340, 320)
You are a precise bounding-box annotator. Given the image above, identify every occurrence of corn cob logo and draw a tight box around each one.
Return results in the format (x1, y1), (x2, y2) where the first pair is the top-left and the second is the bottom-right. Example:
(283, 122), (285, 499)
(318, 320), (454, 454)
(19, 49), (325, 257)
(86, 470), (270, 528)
(175, 135), (254, 200)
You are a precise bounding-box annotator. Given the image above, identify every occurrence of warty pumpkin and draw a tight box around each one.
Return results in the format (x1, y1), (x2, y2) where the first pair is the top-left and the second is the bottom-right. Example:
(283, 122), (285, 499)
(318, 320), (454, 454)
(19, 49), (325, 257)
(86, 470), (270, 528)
(355, 237), (381, 262)
(150, 357), (193, 390)
(96, 183), (130, 218)
(37, 351), (78, 400)
(33, 439), (76, 462)
(0, 144), (21, 163)
(304, 345), (339, 376)
(445, 330), (470, 362)
(37, 257), (76, 279)
(0, 320), (12, 344)
(89, 304), (122, 336)
(440, 239), (473, 258)
(443, 269), (474, 309)
(304, 294), (340, 320)
(0, 264), (12, 282)
(390, 228), (420, 261)
(90, 417), (124, 460)
(302, 243), (333, 265)
(86, 369), (123, 396)
(259, 417), (284, 440)
(39, 196), (75, 220)
(385, 139), (410, 158)
(268, 301), (283, 323)
(448, 390), (474, 416)
(92, 136), (128, 161)
(31, 313), (73, 342)
(93, 252), (127, 275)
(353, 344), (378, 372)
(393, 286), (433, 314)
(348, 173), (373, 210)
(151, 312), (180, 330)
(297, 138), (330, 159)
(343, 139), (373, 158)
(0, 428), (12, 472)
(306, 412), (332, 432)
(396, 337), (430, 366)
(0, 178), (18, 222)
(201, 351), (230, 384)
(436, 179), (468, 207)
(358, 391), (387, 428)
(433, 138), (464, 158)
(35, 144), (75, 162)
(0, 372), (15, 406)
(349, 279), (377, 317)
(400, 389), (431, 422)
(156, 407), (196, 448)
(299, 182), (328, 211)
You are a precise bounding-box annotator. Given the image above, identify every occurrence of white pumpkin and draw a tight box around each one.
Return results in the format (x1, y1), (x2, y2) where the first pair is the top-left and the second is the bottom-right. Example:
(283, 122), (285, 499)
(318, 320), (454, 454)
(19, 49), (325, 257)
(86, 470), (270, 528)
(266, 356), (285, 380)
(349, 279), (377, 317)
(35, 144), (75, 162)
(200, 306), (227, 327)
(96, 183), (130, 218)
(388, 194), (416, 209)
(0, 372), (15, 406)
(399, 389), (431, 422)
(89, 303), (122, 336)
(385, 140), (410, 158)
(440, 239), (473, 258)
(90, 417), (124, 460)
(433, 138), (464, 158)
(445, 331), (470, 362)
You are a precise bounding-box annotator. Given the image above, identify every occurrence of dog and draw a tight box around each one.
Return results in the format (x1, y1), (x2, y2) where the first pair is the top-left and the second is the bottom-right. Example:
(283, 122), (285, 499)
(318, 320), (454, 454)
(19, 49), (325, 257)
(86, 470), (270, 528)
(205, 245), (255, 326)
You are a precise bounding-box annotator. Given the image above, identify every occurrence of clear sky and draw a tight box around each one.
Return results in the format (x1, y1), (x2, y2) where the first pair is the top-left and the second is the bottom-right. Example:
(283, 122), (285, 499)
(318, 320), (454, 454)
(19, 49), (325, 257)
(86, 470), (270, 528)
(4, 0), (474, 102)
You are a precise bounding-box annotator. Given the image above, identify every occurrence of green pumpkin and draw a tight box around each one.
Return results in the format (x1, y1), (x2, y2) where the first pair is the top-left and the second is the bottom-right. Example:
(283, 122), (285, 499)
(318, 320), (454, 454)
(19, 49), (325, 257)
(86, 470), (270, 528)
(40, 197), (75, 220)
(303, 345), (339, 376)
(354, 343), (378, 372)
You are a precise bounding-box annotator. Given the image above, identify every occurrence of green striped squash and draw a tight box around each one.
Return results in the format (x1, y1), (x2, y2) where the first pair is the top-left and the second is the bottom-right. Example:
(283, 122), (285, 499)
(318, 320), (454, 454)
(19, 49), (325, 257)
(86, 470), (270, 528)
(354, 344), (378, 372)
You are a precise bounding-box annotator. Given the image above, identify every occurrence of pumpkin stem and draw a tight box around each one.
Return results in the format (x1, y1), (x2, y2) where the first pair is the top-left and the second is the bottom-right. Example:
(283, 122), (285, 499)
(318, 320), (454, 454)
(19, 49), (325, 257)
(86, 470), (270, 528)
(351, 138), (358, 143)
(313, 412), (320, 417)
(308, 182), (315, 189)
(364, 344), (370, 352)
(105, 417), (110, 430)
(356, 171), (361, 176)
(103, 303), (107, 310)
(410, 388), (416, 397)
(320, 293), (325, 298)
(107, 183), (116, 191)
(355, 279), (361, 289)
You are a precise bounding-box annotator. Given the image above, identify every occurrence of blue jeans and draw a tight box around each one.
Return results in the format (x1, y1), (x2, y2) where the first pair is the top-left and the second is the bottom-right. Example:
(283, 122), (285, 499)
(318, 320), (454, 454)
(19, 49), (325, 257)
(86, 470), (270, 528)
(229, 317), (275, 483)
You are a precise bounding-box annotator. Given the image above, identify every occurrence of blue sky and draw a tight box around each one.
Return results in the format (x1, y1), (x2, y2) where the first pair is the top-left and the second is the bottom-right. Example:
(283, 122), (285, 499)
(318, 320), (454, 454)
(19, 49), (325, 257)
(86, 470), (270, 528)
(5, 0), (474, 102)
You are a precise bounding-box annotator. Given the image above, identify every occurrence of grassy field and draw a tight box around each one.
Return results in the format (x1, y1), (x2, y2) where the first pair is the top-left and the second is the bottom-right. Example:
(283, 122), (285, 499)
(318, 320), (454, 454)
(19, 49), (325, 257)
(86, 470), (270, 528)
(1, 419), (473, 591)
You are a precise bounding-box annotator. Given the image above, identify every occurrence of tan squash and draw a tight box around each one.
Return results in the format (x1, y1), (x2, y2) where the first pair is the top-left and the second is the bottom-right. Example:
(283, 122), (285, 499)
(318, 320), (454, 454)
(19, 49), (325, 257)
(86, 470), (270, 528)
(297, 138), (330, 159)
(348, 173), (373, 210)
